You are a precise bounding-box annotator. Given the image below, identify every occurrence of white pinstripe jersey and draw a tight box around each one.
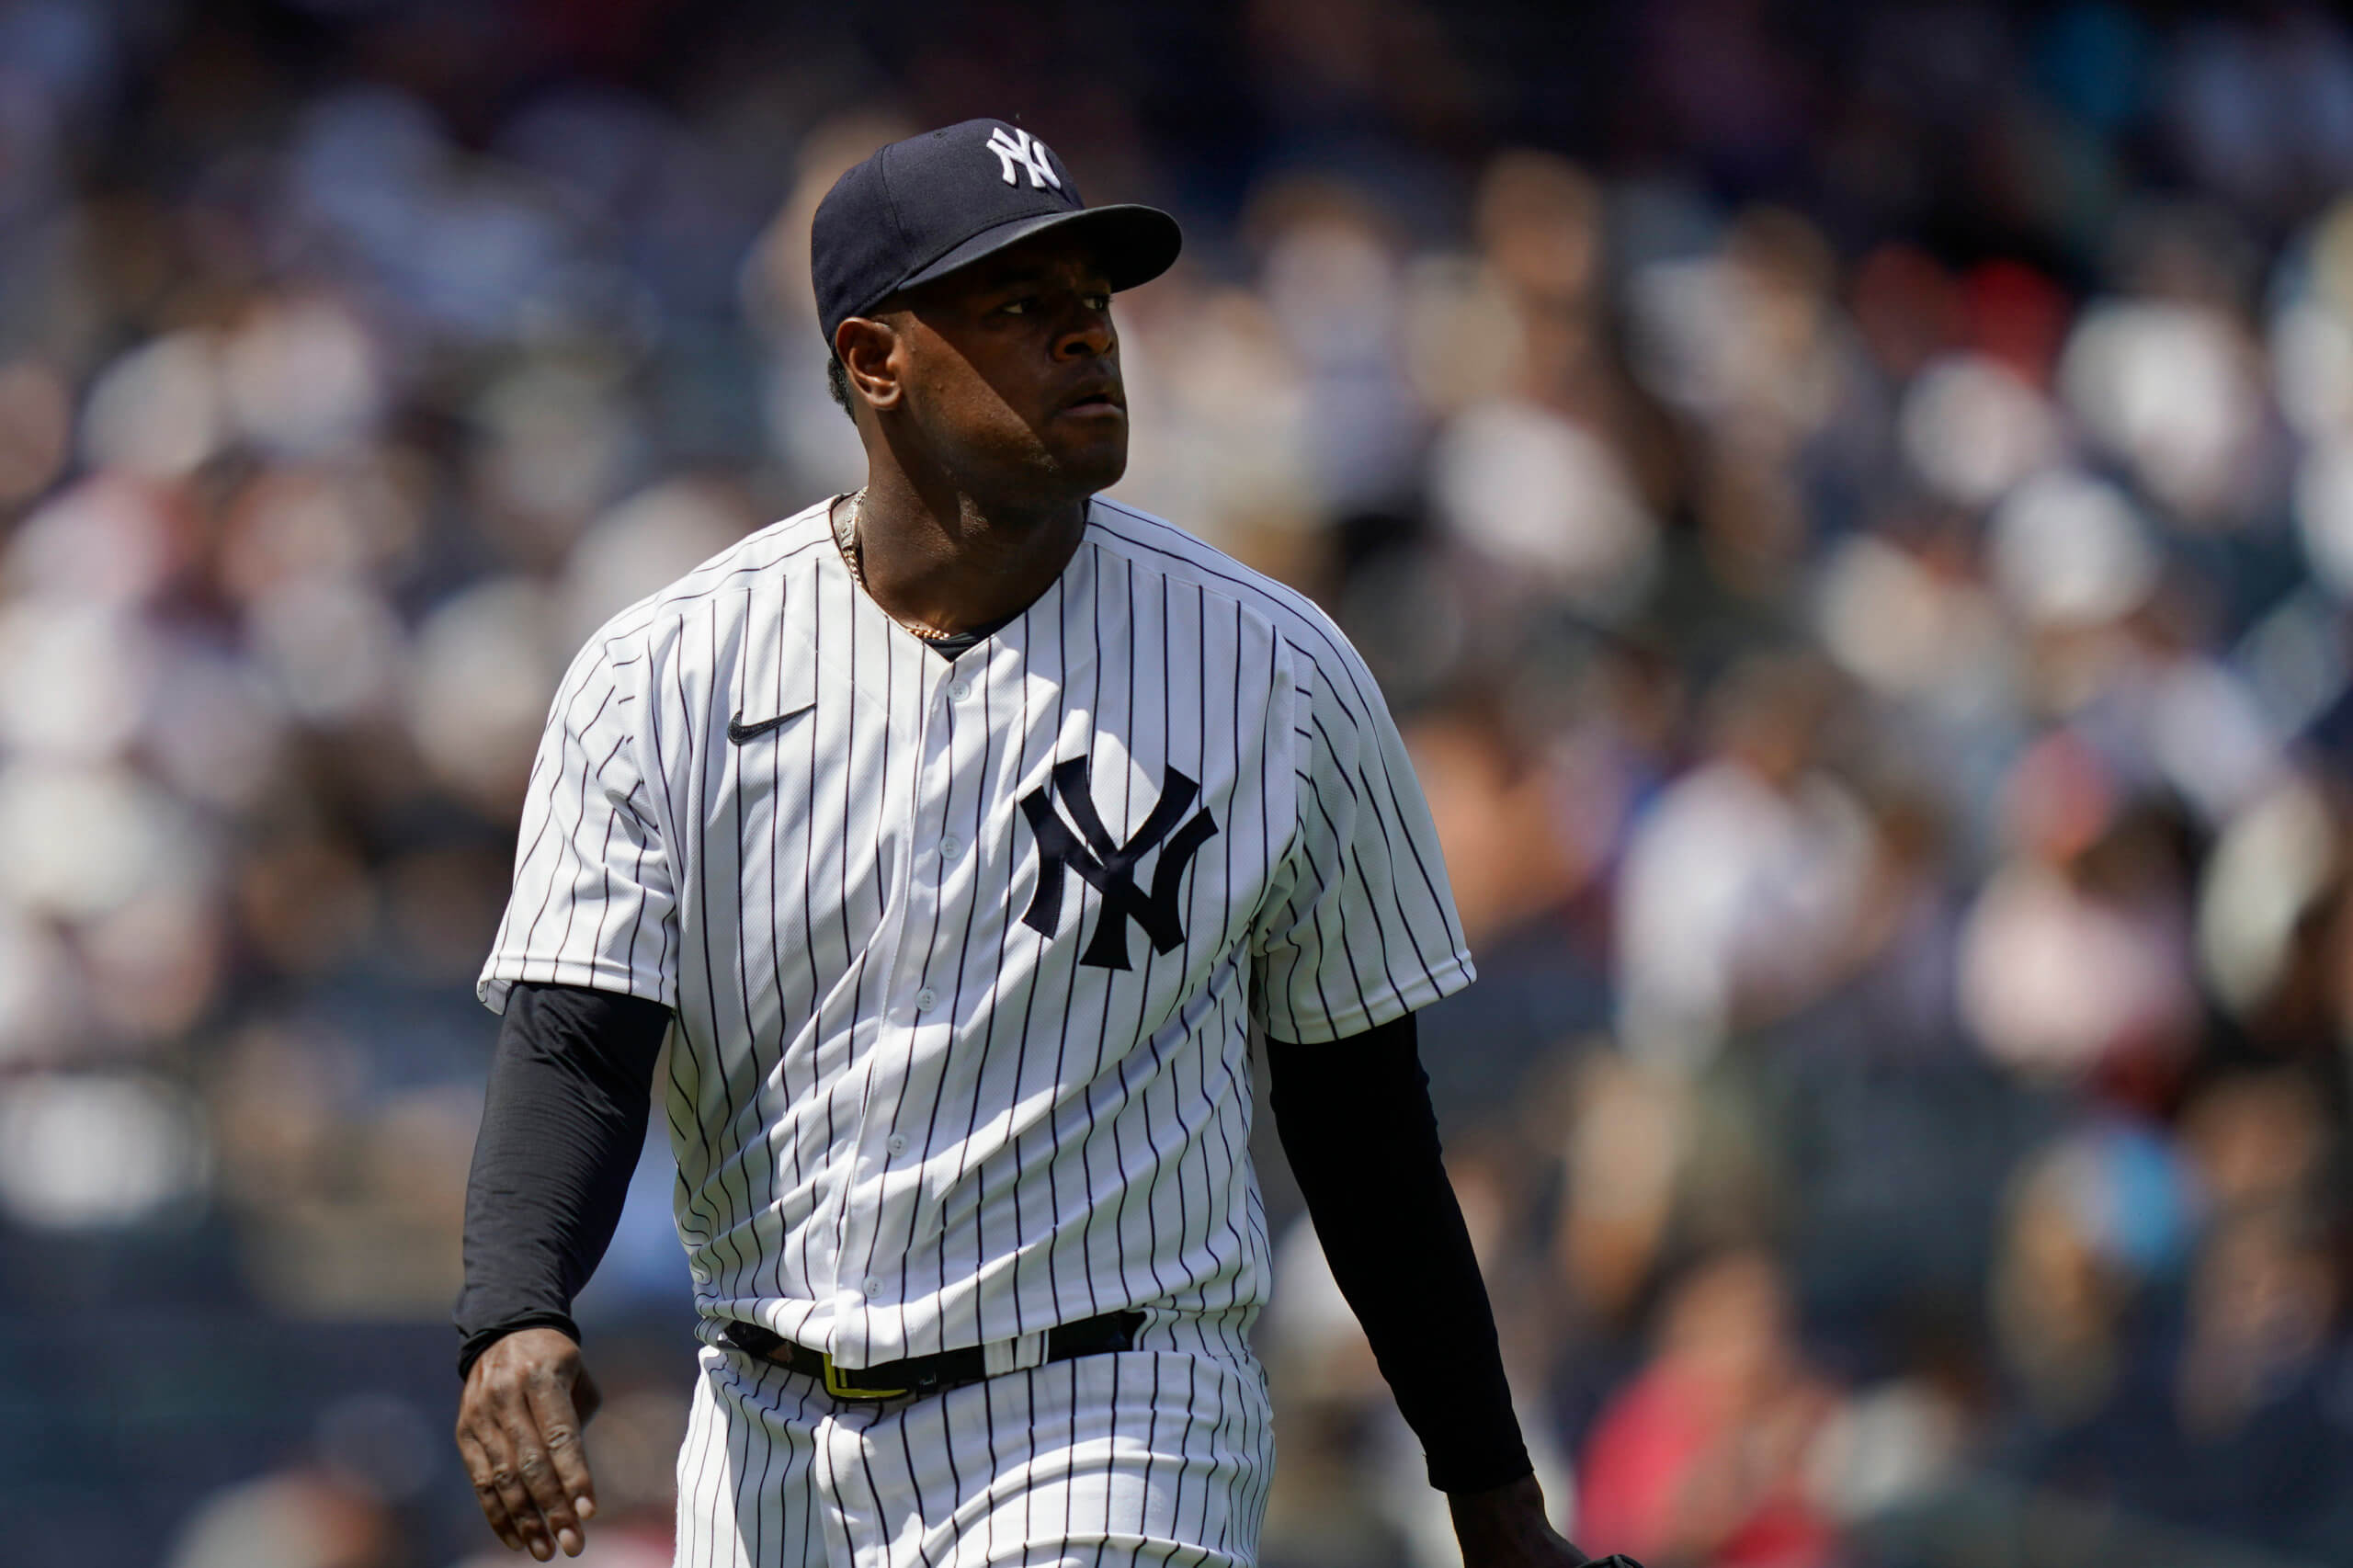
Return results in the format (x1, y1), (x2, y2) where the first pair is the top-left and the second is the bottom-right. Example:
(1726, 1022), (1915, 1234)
(480, 495), (1472, 1369)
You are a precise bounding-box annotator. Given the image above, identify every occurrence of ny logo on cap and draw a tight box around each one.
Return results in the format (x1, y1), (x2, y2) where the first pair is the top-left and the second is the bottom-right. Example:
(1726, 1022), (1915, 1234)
(1020, 756), (1217, 970)
(986, 125), (1063, 190)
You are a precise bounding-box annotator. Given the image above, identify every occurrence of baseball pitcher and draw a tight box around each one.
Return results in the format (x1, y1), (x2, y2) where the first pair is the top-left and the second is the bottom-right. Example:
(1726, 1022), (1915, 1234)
(451, 117), (1639, 1568)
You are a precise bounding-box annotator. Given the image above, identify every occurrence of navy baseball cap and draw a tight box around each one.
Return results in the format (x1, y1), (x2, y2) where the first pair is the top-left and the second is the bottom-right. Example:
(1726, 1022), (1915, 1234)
(811, 118), (1182, 347)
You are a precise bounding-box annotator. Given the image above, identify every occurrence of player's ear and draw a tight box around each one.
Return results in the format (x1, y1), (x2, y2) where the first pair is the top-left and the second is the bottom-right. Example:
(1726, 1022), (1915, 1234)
(835, 316), (904, 414)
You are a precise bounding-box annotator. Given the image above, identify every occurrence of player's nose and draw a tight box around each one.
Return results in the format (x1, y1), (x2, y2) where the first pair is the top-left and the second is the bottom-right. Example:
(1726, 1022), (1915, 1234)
(1051, 300), (1114, 361)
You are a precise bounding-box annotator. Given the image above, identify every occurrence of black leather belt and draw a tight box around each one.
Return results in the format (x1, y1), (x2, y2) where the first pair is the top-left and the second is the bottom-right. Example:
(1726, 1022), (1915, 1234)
(719, 1310), (1144, 1402)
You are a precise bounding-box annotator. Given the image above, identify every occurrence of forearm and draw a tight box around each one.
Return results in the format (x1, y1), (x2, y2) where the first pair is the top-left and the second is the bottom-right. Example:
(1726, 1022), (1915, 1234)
(1266, 1013), (1533, 1494)
(455, 982), (671, 1377)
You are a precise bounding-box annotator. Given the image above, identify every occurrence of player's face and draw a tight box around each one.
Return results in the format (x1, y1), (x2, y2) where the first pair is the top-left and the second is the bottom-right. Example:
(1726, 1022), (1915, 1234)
(881, 233), (1127, 499)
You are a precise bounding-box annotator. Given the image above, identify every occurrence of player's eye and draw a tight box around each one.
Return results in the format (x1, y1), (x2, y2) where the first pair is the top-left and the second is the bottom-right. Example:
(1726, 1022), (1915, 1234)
(1084, 293), (1111, 312)
(999, 297), (1037, 315)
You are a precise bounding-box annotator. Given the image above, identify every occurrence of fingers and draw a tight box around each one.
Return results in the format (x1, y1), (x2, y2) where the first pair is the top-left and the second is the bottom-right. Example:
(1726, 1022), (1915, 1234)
(481, 1374), (579, 1561)
(522, 1368), (599, 1540)
(482, 1417), (557, 1559)
(456, 1333), (600, 1561)
(456, 1426), (529, 1555)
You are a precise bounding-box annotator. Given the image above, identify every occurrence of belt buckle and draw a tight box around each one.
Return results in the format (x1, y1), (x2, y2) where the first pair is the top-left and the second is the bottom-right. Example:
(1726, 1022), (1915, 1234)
(821, 1353), (907, 1402)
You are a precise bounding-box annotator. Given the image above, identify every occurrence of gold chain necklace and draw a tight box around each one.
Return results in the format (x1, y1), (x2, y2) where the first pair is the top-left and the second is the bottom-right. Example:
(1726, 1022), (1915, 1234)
(835, 488), (963, 642)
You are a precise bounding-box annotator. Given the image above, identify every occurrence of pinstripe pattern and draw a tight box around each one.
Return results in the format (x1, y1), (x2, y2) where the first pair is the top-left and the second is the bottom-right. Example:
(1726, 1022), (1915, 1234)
(481, 495), (1470, 1563)
(675, 1312), (1271, 1568)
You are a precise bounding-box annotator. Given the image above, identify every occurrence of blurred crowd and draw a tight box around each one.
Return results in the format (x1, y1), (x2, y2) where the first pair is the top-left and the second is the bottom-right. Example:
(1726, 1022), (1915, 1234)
(6, 0), (2353, 1565)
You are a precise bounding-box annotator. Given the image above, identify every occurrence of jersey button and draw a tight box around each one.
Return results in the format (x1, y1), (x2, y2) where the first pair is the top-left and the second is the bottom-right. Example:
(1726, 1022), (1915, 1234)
(939, 835), (962, 860)
(947, 679), (972, 701)
(864, 1276), (882, 1298)
(886, 1134), (908, 1156)
(915, 987), (938, 1011)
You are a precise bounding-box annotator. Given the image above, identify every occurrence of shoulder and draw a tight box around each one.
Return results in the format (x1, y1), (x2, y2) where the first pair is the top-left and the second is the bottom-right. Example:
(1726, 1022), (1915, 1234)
(574, 499), (837, 670)
(1086, 496), (1379, 720)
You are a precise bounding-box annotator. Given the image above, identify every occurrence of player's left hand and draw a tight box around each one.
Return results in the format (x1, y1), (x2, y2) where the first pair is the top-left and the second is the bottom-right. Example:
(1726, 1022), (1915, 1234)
(1448, 1474), (1606, 1567)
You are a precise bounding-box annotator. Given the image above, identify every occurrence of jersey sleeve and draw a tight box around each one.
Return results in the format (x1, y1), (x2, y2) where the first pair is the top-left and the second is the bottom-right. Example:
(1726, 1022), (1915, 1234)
(478, 634), (678, 1015)
(1250, 637), (1475, 1043)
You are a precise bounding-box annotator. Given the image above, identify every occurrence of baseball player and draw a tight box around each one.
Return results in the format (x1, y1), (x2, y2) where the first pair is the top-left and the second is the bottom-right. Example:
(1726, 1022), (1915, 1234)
(451, 118), (1642, 1568)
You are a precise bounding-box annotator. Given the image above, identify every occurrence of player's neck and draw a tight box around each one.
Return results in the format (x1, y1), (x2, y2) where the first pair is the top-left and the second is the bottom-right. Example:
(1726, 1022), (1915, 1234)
(847, 468), (1090, 636)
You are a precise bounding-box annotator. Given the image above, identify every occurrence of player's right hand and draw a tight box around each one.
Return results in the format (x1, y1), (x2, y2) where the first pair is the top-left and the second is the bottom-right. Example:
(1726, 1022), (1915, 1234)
(455, 1325), (604, 1561)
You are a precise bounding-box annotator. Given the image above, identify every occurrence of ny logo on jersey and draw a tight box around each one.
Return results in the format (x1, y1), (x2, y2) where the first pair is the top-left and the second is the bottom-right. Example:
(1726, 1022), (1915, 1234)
(985, 125), (1063, 190)
(1020, 756), (1218, 970)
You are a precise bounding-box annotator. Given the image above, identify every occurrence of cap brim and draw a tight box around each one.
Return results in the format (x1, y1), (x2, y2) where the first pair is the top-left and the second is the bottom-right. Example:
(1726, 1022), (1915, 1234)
(885, 204), (1182, 303)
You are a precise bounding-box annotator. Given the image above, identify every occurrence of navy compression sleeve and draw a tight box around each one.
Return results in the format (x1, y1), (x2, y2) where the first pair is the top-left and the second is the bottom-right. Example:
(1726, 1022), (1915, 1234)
(453, 982), (671, 1379)
(1265, 1012), (1534, 1494)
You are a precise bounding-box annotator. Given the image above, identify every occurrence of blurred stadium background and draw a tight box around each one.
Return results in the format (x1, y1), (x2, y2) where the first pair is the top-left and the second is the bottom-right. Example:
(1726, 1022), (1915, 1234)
(5, 1), (2353, 1564)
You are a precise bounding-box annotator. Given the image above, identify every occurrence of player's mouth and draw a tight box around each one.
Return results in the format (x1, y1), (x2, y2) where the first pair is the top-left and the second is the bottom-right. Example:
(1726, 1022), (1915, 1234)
(1055, 382), (1126, 420)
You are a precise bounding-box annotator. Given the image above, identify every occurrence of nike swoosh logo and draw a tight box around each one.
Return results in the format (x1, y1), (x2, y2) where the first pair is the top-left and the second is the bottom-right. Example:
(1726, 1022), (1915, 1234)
(727, 710), (803, 744)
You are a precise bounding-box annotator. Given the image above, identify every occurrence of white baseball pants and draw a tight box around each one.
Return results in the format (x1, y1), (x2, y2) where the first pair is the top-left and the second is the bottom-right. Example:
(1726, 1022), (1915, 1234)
(672, 1313), (1274, 1567)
